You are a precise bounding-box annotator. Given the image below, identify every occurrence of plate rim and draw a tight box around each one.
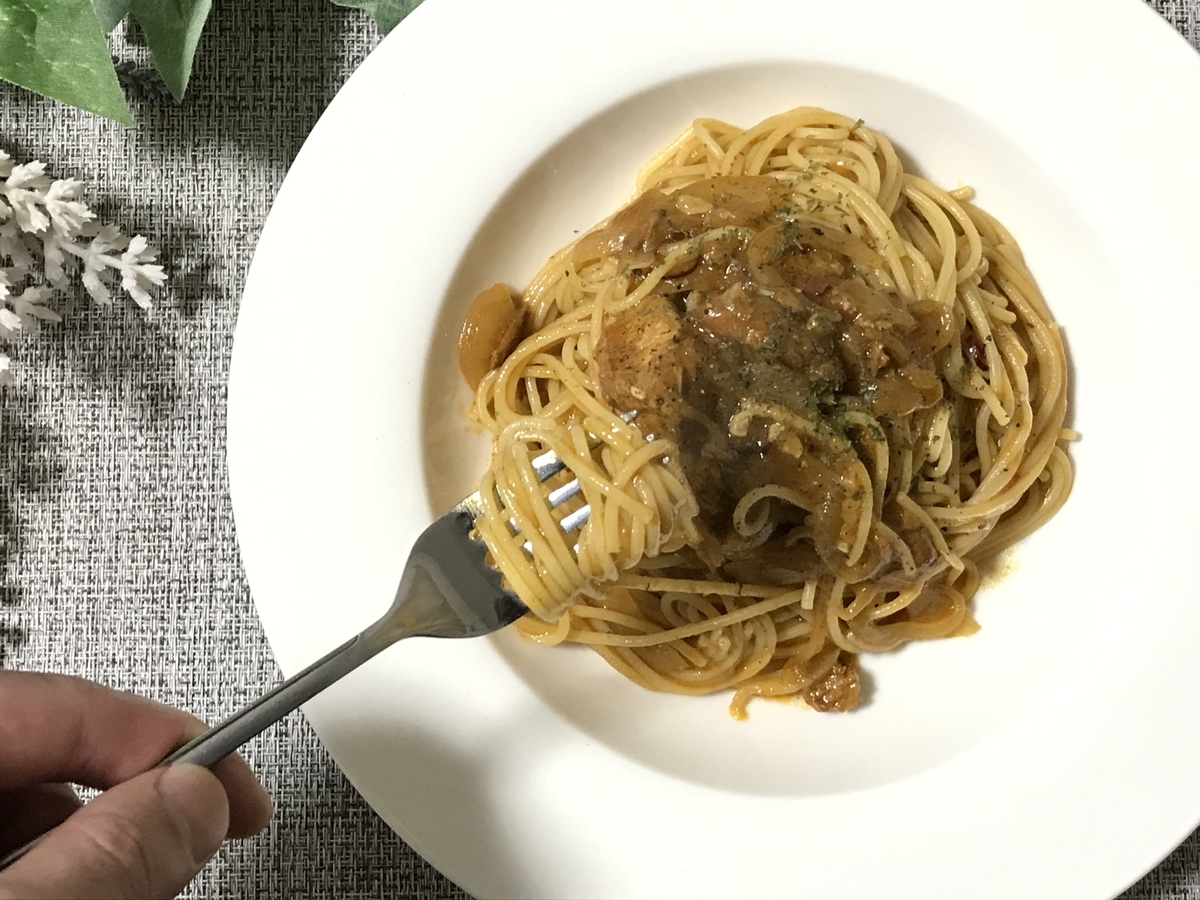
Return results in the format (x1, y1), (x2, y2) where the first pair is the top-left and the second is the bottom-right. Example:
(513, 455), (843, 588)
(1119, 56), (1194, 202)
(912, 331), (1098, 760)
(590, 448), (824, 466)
(227, 1), (1200, 897)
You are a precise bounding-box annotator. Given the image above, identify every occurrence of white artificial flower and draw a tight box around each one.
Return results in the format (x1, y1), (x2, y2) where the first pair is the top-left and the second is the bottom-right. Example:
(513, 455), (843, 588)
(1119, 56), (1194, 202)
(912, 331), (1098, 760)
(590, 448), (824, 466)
(3, 162), (52, 233)
(11, 286), (59, 327)
(1, 227), (34, 274)
(5, 160), (49, 191)
(44, 179), (94, 236)
(0, 152), (163, 384)
(0, 307), (21, 338)
(81, 263), (111, 305)
(40, 233), (68, 288)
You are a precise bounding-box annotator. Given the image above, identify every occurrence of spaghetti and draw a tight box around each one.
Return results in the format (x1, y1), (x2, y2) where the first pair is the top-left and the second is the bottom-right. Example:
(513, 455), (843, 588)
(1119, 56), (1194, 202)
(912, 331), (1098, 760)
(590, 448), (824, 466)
(459, 106), (1072, 717)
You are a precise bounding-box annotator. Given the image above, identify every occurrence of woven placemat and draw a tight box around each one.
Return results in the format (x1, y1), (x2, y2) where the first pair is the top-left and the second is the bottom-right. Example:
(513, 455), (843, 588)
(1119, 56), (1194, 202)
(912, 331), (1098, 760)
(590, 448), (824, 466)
(1, 2), (1197, 897)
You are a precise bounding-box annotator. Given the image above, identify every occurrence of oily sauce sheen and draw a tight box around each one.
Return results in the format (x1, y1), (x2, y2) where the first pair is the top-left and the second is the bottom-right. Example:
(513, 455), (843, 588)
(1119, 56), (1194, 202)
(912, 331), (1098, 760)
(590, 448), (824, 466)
(459, 177), (967, 712)
(462, 108), (1072, 719)
(590, 177), (951, 615)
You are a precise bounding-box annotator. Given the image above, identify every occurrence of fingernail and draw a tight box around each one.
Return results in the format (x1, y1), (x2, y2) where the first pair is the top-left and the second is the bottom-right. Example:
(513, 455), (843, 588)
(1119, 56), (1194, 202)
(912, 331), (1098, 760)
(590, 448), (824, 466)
(156, 764), (229, 863)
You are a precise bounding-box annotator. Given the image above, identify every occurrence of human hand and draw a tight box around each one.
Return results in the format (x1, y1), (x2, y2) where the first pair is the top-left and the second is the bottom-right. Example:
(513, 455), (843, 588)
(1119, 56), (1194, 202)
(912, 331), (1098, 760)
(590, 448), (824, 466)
(0, 671), (273, 900)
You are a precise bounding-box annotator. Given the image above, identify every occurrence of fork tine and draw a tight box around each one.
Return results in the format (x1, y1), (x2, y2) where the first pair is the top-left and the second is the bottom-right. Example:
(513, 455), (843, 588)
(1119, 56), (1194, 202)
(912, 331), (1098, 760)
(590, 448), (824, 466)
(530, 410), (638, 483)
(510, 410), (638, 548)
(546, 478), (582, 508)
(509, 477), (588, 558)
(531, 448), (566, 482)
(558, 505), (591, 533)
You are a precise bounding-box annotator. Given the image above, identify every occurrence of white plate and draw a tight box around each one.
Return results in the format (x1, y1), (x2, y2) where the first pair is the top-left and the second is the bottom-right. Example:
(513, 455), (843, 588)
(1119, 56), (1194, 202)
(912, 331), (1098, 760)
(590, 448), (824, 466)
(227, 1), (1200, 897)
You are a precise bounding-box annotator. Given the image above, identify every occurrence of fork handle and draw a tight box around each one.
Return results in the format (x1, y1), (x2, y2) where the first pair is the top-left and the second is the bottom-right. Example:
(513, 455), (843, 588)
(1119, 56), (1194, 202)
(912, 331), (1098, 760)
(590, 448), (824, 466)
(165, 631), (381, 767)
(0, 631), (385, 873)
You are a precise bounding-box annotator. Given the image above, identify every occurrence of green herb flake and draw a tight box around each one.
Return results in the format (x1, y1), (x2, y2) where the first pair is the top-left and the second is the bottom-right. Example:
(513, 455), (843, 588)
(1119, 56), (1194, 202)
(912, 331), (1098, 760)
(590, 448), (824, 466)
(755, 340), (776, 357)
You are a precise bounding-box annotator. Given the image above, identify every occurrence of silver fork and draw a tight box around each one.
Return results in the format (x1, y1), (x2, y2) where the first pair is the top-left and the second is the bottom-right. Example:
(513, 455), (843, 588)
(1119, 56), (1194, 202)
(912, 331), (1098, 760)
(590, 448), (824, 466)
(0, 445), (590, 870)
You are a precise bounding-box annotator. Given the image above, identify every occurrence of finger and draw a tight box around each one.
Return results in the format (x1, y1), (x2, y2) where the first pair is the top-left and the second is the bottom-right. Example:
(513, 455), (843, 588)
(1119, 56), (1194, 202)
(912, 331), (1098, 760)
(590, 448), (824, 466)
(1, 670), (215, 786)
(0, 784), (81, 854)
(0, 671), (272, 838)
(213, 749), (273, 838)
(0, 764), (227, 900)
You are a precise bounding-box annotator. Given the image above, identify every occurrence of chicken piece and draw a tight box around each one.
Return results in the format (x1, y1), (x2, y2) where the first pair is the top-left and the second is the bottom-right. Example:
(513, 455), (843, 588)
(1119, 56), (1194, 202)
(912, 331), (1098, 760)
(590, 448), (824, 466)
(594, 295), (685, 437)
(691, 282), (781, 348)
(802, 657), (861, 712)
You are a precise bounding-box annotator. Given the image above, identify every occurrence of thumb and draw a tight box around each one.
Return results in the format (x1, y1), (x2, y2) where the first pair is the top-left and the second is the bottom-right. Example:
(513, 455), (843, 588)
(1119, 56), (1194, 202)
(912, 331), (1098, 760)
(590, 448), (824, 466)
(0, 764), (229, 900)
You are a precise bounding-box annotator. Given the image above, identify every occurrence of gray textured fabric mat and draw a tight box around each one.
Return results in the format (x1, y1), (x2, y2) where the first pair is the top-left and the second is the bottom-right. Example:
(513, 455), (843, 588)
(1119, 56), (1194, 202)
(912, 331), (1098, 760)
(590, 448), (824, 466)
(1, 1), (1197, 897)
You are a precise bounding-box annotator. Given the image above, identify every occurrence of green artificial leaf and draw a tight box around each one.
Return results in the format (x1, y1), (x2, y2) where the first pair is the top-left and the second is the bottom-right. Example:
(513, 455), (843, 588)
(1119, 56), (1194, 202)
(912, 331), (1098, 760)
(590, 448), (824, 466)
(330, 0), (424, 35)
(0, 0), (132, 123)
(127, 0), (211, 101)
(92, 0), (130, 32)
